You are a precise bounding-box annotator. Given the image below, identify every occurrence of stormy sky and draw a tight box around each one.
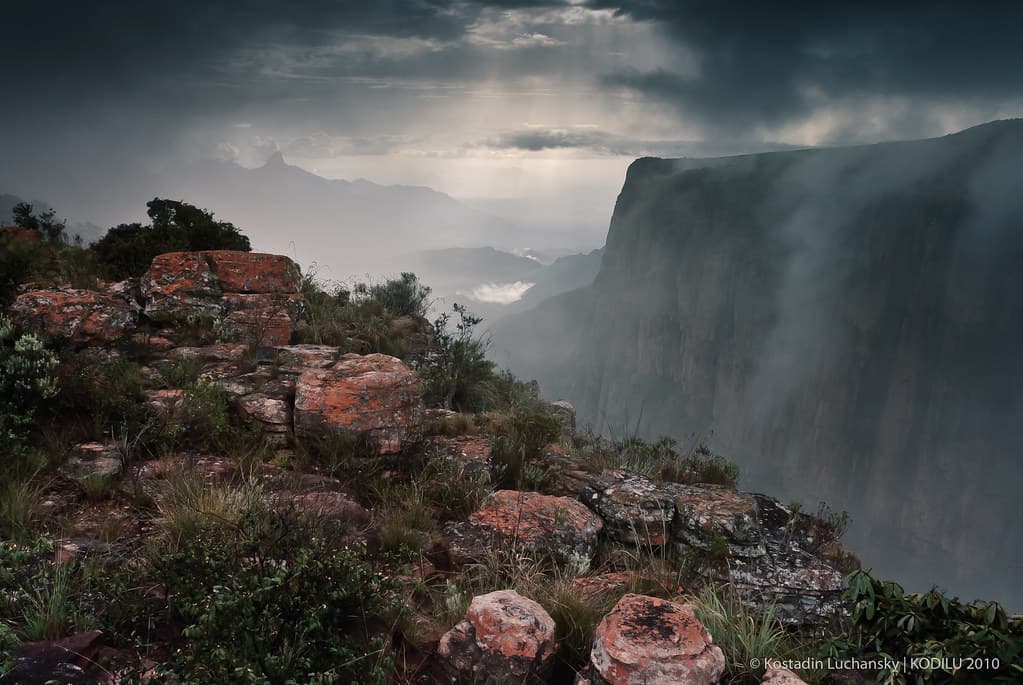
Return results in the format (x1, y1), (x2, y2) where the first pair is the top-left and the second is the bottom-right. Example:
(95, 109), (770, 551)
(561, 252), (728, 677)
(2, 1), (1022, 234)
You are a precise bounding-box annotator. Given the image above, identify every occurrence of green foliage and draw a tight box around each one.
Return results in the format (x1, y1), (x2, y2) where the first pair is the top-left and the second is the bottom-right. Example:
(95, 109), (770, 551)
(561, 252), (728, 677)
(827, 570), (1023, 684)
(0, 316), (59, 464)
(20, 561), (73, 641)
(0, 478), (43, 542)
(362, 271), (432, 318)
(13, 202), (66, 243)
(576, 433), (739, 487)
(90, 198), (251, 280)
(421, 303), (497, 411)
(489, 409), (562, 490)
(297, 271), (427, 356)
(165, 379), (235, 452)
(53, 355), (148, 439)
(692, 584), (822, 684)
(152, 513), (402, 684)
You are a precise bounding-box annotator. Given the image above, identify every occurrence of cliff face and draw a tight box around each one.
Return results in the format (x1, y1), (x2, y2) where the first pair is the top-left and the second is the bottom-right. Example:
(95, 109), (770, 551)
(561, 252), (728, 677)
(494, 120), (1023, 608)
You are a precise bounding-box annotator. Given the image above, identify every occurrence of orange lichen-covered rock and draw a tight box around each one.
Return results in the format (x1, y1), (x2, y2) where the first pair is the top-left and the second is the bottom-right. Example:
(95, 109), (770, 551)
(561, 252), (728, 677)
(9, 288), (138, 344)
(202, 250), (302, 293)
(763, 666), (809, 684)
(293, 353), (422, 454)
(141, 251), (303, 345)
(438, 590), (557, 683)
(586, 594), (725, 685)
(443, 490), (603, 567)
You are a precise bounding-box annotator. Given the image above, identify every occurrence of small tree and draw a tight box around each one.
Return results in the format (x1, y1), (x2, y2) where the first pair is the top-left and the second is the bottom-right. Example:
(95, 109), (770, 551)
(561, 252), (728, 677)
(423, 303), (496, 411)
(90, 199), (251, 279)
(0, 316), (59, 463)
(12, 202), (65, 243)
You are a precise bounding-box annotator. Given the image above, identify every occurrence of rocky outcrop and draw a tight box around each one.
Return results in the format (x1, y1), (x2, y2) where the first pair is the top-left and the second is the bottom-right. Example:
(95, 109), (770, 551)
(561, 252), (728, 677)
(672, 484), (764, 558)
(443, 490), (603, 567)
(426, 434), (493, 477)
(293, 353), (422, 454)
(142, 251), (303, 346)
(437, 590), (557, 683)
(9, 287), (138, 345)
(583, 594), (725, 685)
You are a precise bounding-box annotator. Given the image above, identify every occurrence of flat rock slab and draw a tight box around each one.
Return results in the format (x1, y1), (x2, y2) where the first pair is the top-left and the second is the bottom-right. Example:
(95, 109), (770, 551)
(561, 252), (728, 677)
(10, 288), (137, 345)
(584, 471), (676, 546)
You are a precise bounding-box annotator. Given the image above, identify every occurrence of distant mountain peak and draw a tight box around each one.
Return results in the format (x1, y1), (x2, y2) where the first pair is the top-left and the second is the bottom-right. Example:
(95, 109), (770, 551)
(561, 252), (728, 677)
(263, 151), (287, 167)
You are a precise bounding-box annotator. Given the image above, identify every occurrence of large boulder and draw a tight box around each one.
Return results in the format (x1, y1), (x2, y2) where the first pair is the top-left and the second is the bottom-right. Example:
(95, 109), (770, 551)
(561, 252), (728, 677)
(583, 471), (677, 546)
(438, 589), (557, 683)
(584, 594), (725, 685)
(9, 288), (138, 345)
(443, 490), (603, 567)
(141, 251), (303, 346)
(293, 353), (422, 454)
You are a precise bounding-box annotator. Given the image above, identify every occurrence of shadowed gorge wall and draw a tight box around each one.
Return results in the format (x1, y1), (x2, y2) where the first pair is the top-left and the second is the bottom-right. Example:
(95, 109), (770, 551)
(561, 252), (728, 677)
(493, 120), (1023, 608)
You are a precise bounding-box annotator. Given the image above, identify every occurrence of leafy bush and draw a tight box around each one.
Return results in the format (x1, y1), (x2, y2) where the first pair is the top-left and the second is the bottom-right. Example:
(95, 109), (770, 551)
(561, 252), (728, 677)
(165, 379), (235, 452)
(489, 409), (562, 490)
(827, 570), (1023, 684)
(421, 303), (497, 411)
(90, 198), (251, 280)
(152, 512), (402, 684)
(363, 271), (431, 318)
(297, 272), (426, 356)
(53, 355), (148, 439)
(0, 316), (59, 463)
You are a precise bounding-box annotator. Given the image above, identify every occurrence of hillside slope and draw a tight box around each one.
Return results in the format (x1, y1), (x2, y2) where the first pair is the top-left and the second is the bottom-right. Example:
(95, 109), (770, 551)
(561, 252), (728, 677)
(493, 119), (1023, 608)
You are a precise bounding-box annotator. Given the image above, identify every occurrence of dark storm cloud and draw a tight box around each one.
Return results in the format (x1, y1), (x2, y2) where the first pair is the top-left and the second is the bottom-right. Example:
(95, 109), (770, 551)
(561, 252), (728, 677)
(586, 1), (1023, 137)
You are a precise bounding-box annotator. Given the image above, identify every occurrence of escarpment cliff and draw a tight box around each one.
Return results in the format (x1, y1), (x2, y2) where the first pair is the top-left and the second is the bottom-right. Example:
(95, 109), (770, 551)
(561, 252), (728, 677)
(494, 120), (1023, 608)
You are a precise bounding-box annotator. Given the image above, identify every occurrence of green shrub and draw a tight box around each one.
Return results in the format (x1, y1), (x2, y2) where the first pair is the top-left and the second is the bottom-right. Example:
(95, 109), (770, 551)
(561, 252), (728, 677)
(166, 379), (234, 452)
(827, 570), (1023, 684)
(0, 316), (59, 464)
(364, 272), (431, 318)
(489, 409), (562, 490)
(54, 356), (148, 439)
(578, 434), (739, 488)
(90, 198), (251, 280)
(421, 303), (497, 411)
(152, 512), (402, 684)
(0, 478), (43, 542)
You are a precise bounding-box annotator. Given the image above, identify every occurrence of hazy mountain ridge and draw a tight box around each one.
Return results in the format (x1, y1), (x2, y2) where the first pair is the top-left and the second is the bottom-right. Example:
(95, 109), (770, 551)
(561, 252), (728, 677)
(493, 119), (1023, 608)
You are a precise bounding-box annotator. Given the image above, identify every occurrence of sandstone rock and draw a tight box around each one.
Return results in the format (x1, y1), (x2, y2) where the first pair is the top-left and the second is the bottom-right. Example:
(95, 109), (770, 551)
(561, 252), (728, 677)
(235, 393), (291, 433)
(586, 594), (725, 685)
(438, 590), (557, 683)
(763, 666), (809, 684)
(141, 251), (303, 345)
(543, 399), (576, 434)
(584, 471), (676, 546)
(541, 444), (595, 497)
(293, 353), (422, 454)
(443, 490), (603, 567)
(9, 288), (138, 344)
(672, 484), (765, 558)
(61, 443), (123, 481)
